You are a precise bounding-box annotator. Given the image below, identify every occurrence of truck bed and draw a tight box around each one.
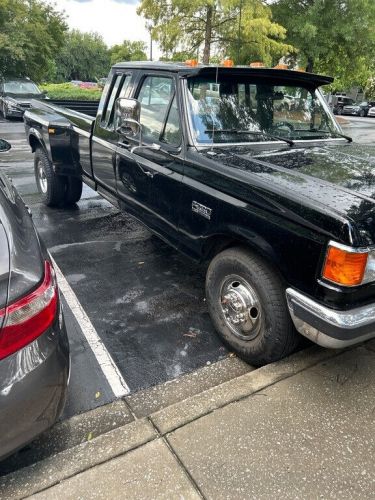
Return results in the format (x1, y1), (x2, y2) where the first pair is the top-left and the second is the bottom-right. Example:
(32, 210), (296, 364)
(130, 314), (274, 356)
(24, 99), (96, 179)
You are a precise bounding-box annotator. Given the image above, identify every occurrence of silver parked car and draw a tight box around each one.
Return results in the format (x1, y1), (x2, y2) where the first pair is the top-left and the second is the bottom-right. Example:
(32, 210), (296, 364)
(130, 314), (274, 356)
(0, 138), (69, 461)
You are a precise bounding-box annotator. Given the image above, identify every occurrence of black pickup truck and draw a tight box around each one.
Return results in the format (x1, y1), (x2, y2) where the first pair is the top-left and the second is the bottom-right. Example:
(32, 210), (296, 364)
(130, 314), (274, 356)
(24, 62), (375, 366)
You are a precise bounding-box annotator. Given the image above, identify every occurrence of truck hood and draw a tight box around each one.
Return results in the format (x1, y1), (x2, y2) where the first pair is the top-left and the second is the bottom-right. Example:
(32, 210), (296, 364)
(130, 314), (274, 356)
(200, 142), (375, 246)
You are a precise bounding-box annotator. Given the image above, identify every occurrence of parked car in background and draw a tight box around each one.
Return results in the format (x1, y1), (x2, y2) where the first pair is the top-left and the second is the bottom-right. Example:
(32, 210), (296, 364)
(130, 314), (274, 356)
(0, 138), (69, 461)
(342, 101), (375, 117)
(79, 82), (98, 89)
(332, 95), (355, 114)
(366, 106), (375, 117)
(0, 78), (47, 119)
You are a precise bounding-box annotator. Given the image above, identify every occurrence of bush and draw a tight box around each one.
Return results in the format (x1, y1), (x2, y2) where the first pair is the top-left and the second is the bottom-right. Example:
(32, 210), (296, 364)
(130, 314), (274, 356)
(40, 83), (102, 101)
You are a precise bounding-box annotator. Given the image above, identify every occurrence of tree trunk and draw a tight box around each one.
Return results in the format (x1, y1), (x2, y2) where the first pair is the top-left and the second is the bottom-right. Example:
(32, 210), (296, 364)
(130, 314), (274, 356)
(306, 57), (314, 73)
(202, 5), (213, 64)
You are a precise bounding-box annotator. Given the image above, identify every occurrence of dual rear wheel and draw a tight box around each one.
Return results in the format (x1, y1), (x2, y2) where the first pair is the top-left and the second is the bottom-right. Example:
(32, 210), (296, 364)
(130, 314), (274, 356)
(34, 147), (82, 207)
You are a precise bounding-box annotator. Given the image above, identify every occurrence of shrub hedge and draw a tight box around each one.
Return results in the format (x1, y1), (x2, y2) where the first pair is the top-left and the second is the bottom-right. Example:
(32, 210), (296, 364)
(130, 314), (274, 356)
(40, 83), (102, 101)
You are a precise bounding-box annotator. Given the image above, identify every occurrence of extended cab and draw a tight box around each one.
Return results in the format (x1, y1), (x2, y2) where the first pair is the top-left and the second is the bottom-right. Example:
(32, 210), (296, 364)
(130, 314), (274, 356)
(24, 62), (375, 365)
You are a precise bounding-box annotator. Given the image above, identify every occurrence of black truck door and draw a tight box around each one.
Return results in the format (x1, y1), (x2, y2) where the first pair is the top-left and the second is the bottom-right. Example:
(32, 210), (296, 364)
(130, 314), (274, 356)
(115, 74), (184, 243)
(91, 72), (133, 194)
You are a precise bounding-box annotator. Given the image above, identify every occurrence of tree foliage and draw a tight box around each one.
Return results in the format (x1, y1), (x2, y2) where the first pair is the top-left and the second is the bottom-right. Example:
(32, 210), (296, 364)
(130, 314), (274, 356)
(272, 0), (375, 86)
(54, 30), (110, 82)
(0, 0), (67, 81)
(365, 76), (375, 100)
(109, 40), (148, 65)
(137, 0), (294, 64)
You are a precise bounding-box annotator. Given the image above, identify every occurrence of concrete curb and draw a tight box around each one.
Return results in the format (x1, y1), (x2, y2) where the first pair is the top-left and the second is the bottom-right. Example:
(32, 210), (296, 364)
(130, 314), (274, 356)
(1, 419), (156, 500)
(0, 345), (347, 499)
(150, 345), (342, 435)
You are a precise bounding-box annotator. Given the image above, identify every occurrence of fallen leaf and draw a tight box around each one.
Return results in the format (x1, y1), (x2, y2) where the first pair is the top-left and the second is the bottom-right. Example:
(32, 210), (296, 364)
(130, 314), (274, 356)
(183, 332), (197, 338)
(95, 391), (101, 399)
(87, 432), (93, 441)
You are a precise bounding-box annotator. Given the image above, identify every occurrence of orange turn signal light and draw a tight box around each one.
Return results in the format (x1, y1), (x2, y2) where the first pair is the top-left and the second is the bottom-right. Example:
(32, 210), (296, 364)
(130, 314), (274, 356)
(322, 245), (368, 286)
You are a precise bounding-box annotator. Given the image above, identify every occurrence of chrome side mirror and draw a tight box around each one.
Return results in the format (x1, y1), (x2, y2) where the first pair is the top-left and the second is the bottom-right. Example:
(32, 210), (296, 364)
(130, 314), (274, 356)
(115, 98), (142, 145)
(0, 139), (11, 152)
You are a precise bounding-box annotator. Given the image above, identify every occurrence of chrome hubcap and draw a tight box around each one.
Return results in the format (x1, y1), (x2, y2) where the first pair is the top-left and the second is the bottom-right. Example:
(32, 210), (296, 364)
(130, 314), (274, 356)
(220, 275), (262, 341)
(37, 161), (47, 193)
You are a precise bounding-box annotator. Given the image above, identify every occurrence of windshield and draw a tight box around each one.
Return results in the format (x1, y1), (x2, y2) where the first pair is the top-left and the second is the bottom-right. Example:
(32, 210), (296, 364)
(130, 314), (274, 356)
(186, 76), (341, 145)
(4, 80), (41, 95)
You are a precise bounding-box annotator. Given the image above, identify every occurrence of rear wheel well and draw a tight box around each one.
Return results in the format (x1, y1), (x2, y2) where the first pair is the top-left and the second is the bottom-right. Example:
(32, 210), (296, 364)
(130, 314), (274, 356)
(29, 134), (42, 153)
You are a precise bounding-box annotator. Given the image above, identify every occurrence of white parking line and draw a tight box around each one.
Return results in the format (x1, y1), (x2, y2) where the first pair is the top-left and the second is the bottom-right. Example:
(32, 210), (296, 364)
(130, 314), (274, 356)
(50, 256), (130, 398)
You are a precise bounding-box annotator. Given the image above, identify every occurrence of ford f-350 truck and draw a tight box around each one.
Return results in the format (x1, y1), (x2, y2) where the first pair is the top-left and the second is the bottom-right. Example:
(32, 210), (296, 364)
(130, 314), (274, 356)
(24, 61), (375, 366)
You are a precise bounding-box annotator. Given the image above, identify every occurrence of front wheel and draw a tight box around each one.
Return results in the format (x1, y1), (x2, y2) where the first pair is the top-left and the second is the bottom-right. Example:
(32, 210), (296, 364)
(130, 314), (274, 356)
(205, 247), (299, 366)
(359, 109), (365, 117)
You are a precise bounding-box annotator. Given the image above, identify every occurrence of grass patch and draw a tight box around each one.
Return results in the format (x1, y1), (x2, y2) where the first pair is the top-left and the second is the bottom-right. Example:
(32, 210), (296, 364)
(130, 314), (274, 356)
(40, 83), (102, 101)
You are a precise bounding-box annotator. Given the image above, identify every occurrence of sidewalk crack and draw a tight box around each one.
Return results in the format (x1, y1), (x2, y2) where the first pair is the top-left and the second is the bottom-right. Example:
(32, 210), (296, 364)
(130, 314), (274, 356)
(147, 418), (206, 499)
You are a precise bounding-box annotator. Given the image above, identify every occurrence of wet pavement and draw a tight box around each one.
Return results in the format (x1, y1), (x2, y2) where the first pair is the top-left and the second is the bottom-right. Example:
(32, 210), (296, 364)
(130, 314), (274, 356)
(0, 117), (226, 420)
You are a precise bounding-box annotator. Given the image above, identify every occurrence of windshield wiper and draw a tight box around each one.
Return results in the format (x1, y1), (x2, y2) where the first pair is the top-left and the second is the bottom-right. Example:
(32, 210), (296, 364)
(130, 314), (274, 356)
(204, 129), (294, 146)
(306, 129), (353, 143)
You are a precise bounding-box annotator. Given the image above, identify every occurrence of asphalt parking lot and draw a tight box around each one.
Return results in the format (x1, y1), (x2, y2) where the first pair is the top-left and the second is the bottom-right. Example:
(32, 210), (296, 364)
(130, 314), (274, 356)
(0, 117), (229, 421)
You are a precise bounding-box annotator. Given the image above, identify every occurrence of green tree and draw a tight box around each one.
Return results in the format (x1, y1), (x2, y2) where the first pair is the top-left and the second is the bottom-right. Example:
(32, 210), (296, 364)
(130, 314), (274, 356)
(138, 0), (293, 64)
(55, 30), (110, 82)
(109, 40), (148, 65)
(272, 0), (375, 84)
(0, 0), (67, 81)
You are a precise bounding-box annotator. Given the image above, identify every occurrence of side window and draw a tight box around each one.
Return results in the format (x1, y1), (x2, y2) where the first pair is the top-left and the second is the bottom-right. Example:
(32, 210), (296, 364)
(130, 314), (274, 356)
(137, 76), (174, 142)
(102, 74), (131, 128)
(161, 95), (182, 146)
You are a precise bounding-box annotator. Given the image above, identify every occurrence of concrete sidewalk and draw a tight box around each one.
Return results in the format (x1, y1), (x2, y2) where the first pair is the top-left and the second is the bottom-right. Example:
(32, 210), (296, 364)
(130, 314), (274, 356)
(2, 342), (375, 499)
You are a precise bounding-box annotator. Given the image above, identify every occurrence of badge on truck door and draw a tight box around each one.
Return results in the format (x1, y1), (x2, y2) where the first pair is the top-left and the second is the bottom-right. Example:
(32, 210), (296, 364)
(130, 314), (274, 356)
(192, 201), (212, 220)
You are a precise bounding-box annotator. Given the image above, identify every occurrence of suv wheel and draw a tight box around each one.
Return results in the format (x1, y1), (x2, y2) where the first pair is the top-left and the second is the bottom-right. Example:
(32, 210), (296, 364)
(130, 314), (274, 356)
(205, 247), (299, 366)
(359, 109), (365, 117)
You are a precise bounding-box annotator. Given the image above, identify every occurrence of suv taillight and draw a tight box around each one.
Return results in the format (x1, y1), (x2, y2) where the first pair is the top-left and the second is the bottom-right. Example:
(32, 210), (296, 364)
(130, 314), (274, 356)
(0, 261), (58, 360)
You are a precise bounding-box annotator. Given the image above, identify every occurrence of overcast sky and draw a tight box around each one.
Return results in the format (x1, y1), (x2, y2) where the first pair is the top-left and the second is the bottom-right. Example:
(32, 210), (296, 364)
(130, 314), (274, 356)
(56, 0), (158, 56)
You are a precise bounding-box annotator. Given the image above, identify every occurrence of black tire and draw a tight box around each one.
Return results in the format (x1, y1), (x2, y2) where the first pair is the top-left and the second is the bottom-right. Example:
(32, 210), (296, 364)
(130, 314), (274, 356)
(359, 109), (365, 117)
(205, 246), (299, 366)
(337, 107), (343, 115)
(64, 176), (82, 205)
(34, 147), (66, 206)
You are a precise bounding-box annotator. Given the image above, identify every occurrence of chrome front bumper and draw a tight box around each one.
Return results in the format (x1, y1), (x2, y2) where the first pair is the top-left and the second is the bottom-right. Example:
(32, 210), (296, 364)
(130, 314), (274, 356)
(286, 288), (375, 348)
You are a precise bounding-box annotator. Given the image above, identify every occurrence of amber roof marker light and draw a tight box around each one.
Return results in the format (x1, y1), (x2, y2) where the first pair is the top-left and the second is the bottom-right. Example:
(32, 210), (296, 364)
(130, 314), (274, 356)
(185, 59), (199, 67)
